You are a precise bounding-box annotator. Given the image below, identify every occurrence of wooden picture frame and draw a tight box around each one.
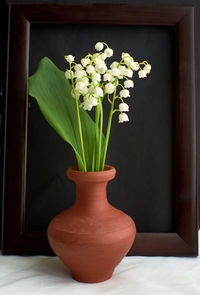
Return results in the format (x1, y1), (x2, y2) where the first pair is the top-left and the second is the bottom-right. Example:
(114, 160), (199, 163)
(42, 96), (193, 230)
(2, 4), (198, 256)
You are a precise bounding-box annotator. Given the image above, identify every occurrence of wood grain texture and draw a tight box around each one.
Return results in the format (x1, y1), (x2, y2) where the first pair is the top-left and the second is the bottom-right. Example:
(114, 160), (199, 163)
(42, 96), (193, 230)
(1, 4), (198, 256)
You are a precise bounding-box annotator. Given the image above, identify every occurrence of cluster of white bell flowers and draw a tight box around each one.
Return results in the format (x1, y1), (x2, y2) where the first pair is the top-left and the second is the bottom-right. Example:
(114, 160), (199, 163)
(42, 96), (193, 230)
(65, 42), (151, 123)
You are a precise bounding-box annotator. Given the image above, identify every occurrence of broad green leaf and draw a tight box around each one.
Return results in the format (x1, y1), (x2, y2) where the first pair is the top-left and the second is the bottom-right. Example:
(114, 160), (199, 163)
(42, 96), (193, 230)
(28, 57), (105, 171)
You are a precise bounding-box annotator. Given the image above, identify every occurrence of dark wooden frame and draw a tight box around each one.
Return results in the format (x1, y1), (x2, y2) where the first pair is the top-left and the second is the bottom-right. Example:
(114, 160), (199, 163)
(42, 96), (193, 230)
(1, 4), (198, 256)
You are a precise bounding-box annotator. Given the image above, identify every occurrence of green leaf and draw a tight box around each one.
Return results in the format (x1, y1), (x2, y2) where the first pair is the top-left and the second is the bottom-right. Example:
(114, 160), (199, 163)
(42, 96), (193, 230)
(28, 57), (105, 171)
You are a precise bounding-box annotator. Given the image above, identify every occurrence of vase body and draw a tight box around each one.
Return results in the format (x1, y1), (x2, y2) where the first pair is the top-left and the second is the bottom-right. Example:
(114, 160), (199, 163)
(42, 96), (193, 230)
(47, 165), (136, 283)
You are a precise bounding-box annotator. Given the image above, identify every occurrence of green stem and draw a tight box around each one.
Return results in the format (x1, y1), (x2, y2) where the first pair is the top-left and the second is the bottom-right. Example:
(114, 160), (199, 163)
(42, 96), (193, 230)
(75, 100), (87, 171)
(69, 63), (87, 171)
(101, 85), (117, 170)
(95, 105), (100, 171)
(98, 101), (103, 171)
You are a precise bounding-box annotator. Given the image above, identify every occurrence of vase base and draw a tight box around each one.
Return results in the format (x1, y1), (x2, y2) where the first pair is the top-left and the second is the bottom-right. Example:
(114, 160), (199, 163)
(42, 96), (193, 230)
(72, 272), (113, 283)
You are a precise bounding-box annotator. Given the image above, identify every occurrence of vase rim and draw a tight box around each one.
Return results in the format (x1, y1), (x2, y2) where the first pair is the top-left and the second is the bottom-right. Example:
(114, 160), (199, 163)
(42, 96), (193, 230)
(66, 165), (116, 182)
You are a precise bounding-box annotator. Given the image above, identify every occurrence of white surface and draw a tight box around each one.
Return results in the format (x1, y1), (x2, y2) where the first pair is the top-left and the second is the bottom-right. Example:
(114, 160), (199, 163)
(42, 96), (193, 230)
(0, 233), (199, 295)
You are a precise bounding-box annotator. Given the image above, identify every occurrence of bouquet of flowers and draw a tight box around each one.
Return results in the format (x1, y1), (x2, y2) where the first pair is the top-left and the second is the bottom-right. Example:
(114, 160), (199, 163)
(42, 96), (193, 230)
(28, 42), (151, 172)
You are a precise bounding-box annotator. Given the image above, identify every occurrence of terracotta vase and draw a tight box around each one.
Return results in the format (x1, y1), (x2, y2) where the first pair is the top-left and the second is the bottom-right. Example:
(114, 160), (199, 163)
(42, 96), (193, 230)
(47, 165), (136, 283)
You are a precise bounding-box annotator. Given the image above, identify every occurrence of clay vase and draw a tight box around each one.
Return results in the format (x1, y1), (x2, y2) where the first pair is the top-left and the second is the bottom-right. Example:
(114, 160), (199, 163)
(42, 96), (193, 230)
(47, 165), (136, 283)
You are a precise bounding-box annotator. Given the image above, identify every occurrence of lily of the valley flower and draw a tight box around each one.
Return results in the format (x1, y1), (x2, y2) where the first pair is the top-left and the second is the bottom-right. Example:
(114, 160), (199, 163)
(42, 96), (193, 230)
(104, 48), (113, 57)
(65, 55), (75, 63)
(81, 96), (99, 111)
(118, 113), (129, 123)
(65, 70), (72, 79)
(95, 62), (107, 74)
(125, 68), (133, 78)
(94, 87), (103, 97)
(95, 42), (104, 51)
(110, 68), (121, 77)
(105, 83), (115, 94)
(124, 80), (134, 88)
(119, 102), (129, 112)
(81, 58), (89, 67)
(131, 62), (139, 71)
(74, 69), (86, 79)
(138, 70), (147, 78)
(103, 72), (113, 82)
(120, 89), (130, 98)
(144, 64), (151, 73)
(86, 65), (95, 74)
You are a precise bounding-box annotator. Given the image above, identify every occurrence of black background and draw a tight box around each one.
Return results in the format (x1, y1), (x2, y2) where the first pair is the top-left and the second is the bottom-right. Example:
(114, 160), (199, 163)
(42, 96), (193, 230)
(1, 0), (199, 248)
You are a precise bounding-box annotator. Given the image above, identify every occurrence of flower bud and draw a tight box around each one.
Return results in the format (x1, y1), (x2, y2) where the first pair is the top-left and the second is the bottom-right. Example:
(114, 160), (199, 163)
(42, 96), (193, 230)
(65, 70), (72, 79)
(65, 55), (75, 63)
(95, 42), (104, 51)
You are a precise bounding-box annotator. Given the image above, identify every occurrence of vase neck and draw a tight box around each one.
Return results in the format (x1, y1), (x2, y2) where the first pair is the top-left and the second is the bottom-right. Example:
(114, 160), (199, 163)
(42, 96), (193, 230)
(74, 180), (110, 215)
(66, 165), (116, 215)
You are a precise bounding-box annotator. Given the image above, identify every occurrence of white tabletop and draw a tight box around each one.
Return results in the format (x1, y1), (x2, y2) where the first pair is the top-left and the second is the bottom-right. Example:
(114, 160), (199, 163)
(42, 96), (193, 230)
(0, 232), (199, 295)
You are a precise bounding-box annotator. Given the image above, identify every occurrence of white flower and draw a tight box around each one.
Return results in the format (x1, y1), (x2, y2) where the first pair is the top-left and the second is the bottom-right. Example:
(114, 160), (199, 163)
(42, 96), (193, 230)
(144, 64), (151, 73)
(90, 96), (99, 106)
(95, 42), (104, 51)
(65, 70), (72, 79)
(104, 48), (113, 57)
(75, 82), (88, 95)
(124, 80), (134, 88)
(71, 89), (80, 99)
(110, 68), (121, 77)
(122, 52), (130, 59)
(94, 87), (103, 97)
(119, 103), (129, 112)
(125, 68), (133, 78)
(131, 62), (139, 71)
(88, 85), (95, 94)
(74, 64), (83, 71)
(75, 81), (85, 92)
(118, 113), (129, 123)
(95, 61), (107, 74)
(124, 56), (133, 67)
(94, 57), (102, 65)
(105, 83), (115, 94)
(81, 96), (99, 111)
(138, 70), (147, 78)
(81, 100), (93, 111)
(74, 69), (86, 79)
(65, 55), (75, 63)
(86, 65), (95, 74)
(81, 87), (89, 95)
(103, 72), (113, 82)
(119, 65), (126, 76)
(110, 62), (119, 69)
(93, 73), (101, 82)
(120, 89), (130, 98)
(81, 77), (89, 86)
(81, 58), (89, 67)
(101, 52), (107, 60)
